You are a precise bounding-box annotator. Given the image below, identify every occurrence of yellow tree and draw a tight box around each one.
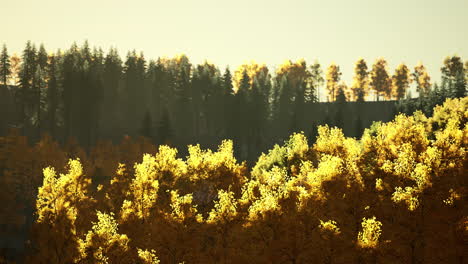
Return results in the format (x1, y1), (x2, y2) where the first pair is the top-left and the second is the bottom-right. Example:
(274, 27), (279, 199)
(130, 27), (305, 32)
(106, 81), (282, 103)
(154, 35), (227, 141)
(78, 211), (135, 263)
(325, 63), (342, 102)
(28, 159), (92, 264)
(233, 61), (269, 91)
(184, 140), (246, 216)
(413, 62), (431, 97)
(351, 58), (369, 101)
(392, 63), (411, 100)
(8, 53), (21, 85)
(206, 189), (239, 263)
(120, 154), (160, 223)
(369, 58), (391, 101)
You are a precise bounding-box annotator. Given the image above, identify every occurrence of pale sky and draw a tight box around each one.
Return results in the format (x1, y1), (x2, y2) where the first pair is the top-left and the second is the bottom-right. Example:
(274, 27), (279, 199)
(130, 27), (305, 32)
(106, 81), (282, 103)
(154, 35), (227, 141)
(2, 0), (467, 96)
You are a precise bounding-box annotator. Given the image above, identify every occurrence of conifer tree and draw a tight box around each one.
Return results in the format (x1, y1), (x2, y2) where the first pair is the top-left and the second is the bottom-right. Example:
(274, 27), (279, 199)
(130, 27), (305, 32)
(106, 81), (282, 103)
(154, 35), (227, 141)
(140, 110), (153, 139)
(309, 61), (324, 102)
(18, 41), (37, 126)
(0, 44), (11, 86)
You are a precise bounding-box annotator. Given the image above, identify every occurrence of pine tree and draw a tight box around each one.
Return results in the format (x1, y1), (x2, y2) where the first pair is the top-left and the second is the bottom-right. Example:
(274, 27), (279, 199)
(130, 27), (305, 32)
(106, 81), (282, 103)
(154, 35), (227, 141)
(0, 44), (11, 86)
(101, 47), (123, 140)
(222, 67), (235, 139)
(157, 107), (172, 145)
(46, 52), (60, 137)
(141, 110), (153, 139)
(309, 61), (324, 102)
(18, 41), (37, 127)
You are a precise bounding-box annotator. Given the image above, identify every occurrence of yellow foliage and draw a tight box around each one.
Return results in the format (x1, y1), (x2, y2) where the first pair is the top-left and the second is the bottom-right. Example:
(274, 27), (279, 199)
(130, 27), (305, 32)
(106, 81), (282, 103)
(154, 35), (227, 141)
(392, 186), (420, 211)
(207, 189), (238, 223)
(319, 220), (341, 235)
(121, 155), (160, 221)
(78, 211), (130, 263)
(137, 248), (160, 264)
(233, 61), (268, 91)
(357, 217), (382, 248)
(170, 190), (201, 223)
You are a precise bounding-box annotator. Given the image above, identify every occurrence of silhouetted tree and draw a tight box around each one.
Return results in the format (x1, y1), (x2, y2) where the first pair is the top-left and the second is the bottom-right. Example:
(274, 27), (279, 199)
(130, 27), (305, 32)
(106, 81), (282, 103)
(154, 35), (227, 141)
(0, 44), (10, 86)
(140, 110), (153, 139)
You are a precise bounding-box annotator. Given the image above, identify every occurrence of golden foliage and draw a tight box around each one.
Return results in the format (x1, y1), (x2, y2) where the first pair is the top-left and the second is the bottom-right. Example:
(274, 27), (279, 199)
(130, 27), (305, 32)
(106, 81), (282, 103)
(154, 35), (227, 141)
(4, 97), (466, 263)
(357, 217), (382, 248)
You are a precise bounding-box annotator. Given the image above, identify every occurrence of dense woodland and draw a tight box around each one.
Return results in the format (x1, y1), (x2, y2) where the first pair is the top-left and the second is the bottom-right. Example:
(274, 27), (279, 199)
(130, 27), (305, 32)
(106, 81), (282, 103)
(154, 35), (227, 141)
(0, 42), (467, 263)
(0, 97), (466, 263)
(0, 42), (467, 162)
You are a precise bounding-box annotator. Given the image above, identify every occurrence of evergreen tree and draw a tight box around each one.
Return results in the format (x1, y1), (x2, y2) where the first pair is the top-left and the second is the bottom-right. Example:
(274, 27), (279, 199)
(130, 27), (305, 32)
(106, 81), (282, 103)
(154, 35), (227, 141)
(222, 67), (234, 139)
(140, 110), (153, 139)
(61, 42), (81, 141)
(34, 65), (47, 137)
(0, 44), (11, 86)
(18, 41), (37, 128)
(101, 47), (123, 140)
(46, 52), (60, 137)
(308, 61), (324, 102)
(157, 107), (172, 145)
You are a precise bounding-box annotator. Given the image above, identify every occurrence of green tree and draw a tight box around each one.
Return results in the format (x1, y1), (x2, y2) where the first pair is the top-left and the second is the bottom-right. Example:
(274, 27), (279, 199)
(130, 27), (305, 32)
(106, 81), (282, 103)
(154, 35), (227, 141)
(101, 47), (123, 140)
(157, 107), (173, 145)
(308, 61), (324, 102)
(45, 52), (61, 137)
(0, 44), (11, 86)
(18, 41), (37, 127)
(140, 110), (153, 139)
(222, 67), (235, 139)
(441, 55), (466, 98)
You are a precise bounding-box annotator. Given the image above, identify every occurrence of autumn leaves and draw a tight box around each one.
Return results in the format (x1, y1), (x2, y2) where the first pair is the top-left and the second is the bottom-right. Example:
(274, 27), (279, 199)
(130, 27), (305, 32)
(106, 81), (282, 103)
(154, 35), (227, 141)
(16, 97), (468, 262)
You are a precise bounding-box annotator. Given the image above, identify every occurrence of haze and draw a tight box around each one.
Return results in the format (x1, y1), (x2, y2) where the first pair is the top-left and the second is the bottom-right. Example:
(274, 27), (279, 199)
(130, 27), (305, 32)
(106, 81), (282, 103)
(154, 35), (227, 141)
(2, 0), (467, 86)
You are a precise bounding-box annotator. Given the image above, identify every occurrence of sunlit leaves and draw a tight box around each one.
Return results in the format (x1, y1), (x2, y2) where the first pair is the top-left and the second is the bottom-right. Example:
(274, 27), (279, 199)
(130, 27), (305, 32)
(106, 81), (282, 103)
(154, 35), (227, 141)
(357, 217), (382, 248)
(325, 63), (342, 102)
(137, 248), (160, 264)
(78, 211), (131, 264)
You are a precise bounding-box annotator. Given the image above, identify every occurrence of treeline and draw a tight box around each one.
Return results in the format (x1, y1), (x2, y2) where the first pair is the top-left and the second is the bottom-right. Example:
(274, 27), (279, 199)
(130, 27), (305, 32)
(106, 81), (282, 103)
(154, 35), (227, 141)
(0, 97), (466, 263)
(0, 42), (467, 161)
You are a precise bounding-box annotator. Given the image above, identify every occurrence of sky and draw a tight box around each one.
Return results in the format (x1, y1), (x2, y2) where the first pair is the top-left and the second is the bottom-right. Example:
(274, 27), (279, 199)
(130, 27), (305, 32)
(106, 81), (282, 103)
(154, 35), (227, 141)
(2, 0), (467, 98)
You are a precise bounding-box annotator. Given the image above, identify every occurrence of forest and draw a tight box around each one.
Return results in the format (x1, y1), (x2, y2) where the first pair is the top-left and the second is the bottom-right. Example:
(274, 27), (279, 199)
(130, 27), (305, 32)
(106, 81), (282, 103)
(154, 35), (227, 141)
(0, 96), (466, 263)
(0, 41), (467, 263)
(0, 42), (467, 162)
